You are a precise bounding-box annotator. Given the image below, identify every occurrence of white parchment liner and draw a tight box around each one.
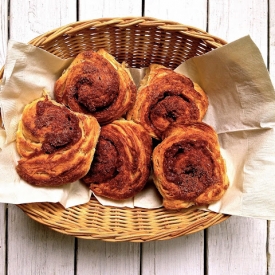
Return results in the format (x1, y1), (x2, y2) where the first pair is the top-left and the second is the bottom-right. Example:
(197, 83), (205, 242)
(0, 41), (90, 208)
(0, 37), (275, 219)
(175, 36), (275, 219)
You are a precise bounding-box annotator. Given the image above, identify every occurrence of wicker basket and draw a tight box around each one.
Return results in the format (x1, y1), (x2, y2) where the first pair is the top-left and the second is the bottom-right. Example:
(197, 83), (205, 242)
(1, 17), (230, 242)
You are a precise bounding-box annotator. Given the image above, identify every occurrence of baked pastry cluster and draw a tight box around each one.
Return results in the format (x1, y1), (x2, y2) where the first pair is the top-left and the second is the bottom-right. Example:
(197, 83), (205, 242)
(15, 49), (228, 208)
(128, 64), (228, 209)
(16, 49), (150, 201)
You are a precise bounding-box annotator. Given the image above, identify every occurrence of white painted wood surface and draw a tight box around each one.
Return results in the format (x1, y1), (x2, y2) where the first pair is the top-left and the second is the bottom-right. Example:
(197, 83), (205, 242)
(270, 0), (275, 85)
(0, 204), (6, 275)
(0, 0), (8, 67)
(144, 0), (208, 29)
(79, 0), (142, 19)
(142, 232), (204, 275)
(9, 0), (77, 43)
(267, 1), (275, 273)
(0, 1), (8, 274)
(0, 0), (274, 274)
(8, 204), (75, 275)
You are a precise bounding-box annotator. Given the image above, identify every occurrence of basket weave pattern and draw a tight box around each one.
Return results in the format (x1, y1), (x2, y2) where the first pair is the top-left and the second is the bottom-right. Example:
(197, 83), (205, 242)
(2, 17), (229, 242)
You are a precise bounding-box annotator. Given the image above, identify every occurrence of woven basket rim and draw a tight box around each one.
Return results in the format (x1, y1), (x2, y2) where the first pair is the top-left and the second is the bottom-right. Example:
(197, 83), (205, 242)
(17, 198), (230, 242)
(0, 16), (227, 78)
(32, 16), (227, 46)
(1, 16), (230, 242)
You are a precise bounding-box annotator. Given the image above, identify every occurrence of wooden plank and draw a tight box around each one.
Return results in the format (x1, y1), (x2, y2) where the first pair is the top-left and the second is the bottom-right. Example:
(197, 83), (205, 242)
(7, 1), (77, 274)
(141, 2), (208, 274)
(76, 240), (140, 274)
(0, 204), (6, 275)
(142, 232), (204, 275)
(0, 1), (8, 274)
(208, 0), (268, 60)
(268, 1), (275, 273)
(268, 221), (275, 274)
(76, 2), (142, 275)
(9, 0), (77, 43)
(0, 0), (8, 68)
(144, 0), (208, 29)
(8, 205), (75, 275)
(207, 1), (268, 274)
(269, 0), (275, 84)
(78, 0), (142, 20)
(207, 217), (267, 275)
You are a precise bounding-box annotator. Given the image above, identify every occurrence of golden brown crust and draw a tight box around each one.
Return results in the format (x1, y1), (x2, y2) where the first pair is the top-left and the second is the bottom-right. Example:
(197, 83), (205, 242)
(54, 49), (137, 125)
(127, 64), (208, 139)
(82, 119), (152, 200)
(152, 122), (229, 210)
(16, 94), (100, 187)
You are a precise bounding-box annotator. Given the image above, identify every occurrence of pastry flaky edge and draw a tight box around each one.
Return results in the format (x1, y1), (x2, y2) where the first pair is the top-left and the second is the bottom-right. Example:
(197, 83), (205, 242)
(152, 122), (229, 210)
(16, 93), (101, 187)
(127, 64), (209, 139)
(82, 119), (153, 200)
(54, 48), (137, 125)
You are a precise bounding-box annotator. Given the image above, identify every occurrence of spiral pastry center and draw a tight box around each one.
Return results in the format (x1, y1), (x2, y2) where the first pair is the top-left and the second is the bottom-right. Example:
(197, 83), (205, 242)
(65, 56), (119, 116)
(68, 59), (120, 114)
(35, 100), (81, 154)
(54, 49), (137, 126)
(87, 136), (121, 183)
(163, 140), (215, 200)
(150, 93), (199, 134)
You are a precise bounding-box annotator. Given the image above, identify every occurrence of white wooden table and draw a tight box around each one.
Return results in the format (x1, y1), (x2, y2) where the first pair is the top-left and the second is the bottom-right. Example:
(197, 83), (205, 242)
(0, 1), (274, 274)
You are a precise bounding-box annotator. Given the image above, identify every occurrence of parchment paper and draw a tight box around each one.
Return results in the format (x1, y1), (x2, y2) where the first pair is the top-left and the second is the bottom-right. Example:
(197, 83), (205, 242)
(1, 37), (275, 218)
(175, 36), (275, 219)
(0, 41), (91, 208)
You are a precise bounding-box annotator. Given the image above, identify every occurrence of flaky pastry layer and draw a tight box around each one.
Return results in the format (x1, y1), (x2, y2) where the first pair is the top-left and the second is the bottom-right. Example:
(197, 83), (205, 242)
(82, 119), (152, 200)
(54, 49), (137, 125)
(16, 94), (100, 187)
(127, 64), (209, 139)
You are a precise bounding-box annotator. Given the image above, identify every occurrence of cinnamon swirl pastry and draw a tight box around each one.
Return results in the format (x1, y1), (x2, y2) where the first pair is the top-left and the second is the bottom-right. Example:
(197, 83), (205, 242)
(16, 94), (100, 187)
(152, 122), (229, 210)
(54, 49), (137, 125)
(127, 64), (208, 139)
(82, 119), (152, 200)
